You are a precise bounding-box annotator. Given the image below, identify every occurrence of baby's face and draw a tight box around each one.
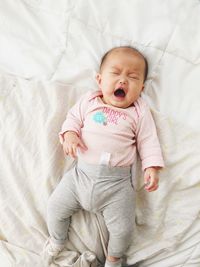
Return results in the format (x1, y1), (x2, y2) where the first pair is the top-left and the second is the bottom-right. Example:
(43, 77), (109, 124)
(96, 49), (145, 108)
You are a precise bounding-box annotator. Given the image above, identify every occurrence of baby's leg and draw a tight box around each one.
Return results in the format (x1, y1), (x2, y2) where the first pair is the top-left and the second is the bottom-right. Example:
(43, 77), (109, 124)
(102, 181), (135, 266)
(47, 167), (81, 245)
(42, 166), (81, 266)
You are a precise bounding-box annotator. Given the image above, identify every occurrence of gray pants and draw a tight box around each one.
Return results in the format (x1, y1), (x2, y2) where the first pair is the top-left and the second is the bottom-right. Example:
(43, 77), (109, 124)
(47, 160), (135, 258)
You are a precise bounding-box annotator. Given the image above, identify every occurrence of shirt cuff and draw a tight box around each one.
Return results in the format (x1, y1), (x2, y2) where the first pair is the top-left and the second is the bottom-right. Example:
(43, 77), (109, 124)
(141, 156), (165, 171)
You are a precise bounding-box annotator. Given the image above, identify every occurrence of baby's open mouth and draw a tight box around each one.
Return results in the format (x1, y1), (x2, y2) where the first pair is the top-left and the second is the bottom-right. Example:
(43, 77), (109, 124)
(114, 88), (126, 97)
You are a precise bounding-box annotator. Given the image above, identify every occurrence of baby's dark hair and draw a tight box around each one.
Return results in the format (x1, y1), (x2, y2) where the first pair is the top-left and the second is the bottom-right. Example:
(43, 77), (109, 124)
(100, 46), (148, 82)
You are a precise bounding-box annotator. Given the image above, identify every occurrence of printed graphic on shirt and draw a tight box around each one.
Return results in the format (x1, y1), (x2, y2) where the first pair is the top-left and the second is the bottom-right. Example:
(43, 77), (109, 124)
(93, 107), (127, 126)
(93, 112), (107, 125)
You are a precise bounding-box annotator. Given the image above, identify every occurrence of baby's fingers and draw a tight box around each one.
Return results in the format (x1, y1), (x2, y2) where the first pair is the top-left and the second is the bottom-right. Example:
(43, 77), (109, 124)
(145, 179), (159, 192)
(68, 144), (77, 158)
(146, 184), (159, 192)
(63, 146), (69, 157)
(63, 144), (77, 158)
(78, 140), (88, 151)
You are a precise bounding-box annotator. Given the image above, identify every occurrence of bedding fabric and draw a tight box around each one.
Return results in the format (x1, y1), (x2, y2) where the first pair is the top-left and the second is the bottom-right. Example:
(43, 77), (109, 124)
(0, 0), (200, 266)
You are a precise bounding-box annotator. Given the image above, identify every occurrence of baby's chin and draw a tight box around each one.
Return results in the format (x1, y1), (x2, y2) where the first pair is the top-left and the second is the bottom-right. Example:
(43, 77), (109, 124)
(110, 99), (132, 109)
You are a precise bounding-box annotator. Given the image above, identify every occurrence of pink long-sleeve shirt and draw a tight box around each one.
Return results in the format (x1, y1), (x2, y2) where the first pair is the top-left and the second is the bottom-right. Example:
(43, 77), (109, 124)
(59, 90), (164, 170)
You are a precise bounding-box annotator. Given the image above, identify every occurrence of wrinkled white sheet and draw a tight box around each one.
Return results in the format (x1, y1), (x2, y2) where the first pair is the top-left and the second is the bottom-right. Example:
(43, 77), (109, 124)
(0, 0), (200, 266)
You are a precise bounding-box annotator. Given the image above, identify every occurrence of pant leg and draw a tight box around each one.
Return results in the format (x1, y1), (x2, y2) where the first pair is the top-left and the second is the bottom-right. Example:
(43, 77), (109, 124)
(47, 166), (81, 245)
(102, 179), (135, 258)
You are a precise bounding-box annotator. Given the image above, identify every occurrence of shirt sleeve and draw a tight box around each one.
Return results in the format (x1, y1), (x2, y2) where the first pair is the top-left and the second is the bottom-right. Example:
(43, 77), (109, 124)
(135, 101), (164, 171)
(59, 92), (90, 144)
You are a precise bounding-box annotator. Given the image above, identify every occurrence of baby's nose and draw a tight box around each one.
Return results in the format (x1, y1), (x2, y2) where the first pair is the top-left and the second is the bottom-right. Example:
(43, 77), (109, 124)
(119, 80), (127, 84)
(119, 75), (128, 83)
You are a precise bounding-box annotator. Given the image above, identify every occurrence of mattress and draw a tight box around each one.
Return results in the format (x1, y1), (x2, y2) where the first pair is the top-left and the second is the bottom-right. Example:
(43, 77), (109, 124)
(0, 0), (200, 266)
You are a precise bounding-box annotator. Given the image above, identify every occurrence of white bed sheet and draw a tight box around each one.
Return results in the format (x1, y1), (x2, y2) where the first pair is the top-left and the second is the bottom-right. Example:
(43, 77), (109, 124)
(0, 0), (200, 266)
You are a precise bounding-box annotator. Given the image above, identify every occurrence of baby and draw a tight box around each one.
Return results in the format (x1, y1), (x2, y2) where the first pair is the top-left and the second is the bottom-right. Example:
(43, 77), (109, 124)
(43, 46), (164, 267)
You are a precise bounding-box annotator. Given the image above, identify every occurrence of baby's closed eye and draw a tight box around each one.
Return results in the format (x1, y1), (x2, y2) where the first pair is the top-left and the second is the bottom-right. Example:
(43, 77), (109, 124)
(129, 75), (139, 80)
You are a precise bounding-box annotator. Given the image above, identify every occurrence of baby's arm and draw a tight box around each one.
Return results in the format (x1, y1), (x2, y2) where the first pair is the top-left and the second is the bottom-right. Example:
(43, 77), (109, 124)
(62, 131), (87, 158)
(59, 92), (90, 158)
(135, 101), (164, 171)
(135, 100), (164, 192)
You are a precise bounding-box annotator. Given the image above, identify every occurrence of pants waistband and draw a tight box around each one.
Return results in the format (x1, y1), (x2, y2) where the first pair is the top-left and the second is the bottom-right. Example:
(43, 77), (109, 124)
(77, 160), (131, 178)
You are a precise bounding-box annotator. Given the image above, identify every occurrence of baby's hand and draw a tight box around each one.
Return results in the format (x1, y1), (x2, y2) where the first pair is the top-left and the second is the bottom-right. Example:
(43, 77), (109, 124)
(144, 167), (159, 192)
(62, 131), (87, 158)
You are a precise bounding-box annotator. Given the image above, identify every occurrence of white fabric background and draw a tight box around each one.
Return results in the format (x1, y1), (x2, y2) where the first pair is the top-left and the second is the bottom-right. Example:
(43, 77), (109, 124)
(0, 0), (200, 266)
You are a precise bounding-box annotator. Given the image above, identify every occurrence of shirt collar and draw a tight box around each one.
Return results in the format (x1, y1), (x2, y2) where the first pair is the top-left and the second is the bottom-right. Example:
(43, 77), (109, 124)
(88, 90), (103, 101)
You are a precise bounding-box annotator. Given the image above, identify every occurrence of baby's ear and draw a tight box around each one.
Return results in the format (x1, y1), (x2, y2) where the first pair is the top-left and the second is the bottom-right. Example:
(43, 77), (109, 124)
(95, 73), (102, 86)
(141, 83), (145, 91)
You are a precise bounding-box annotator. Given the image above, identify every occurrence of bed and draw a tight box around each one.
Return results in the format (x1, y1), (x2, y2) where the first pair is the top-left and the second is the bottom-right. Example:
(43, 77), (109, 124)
(0, 0), (200, 266)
